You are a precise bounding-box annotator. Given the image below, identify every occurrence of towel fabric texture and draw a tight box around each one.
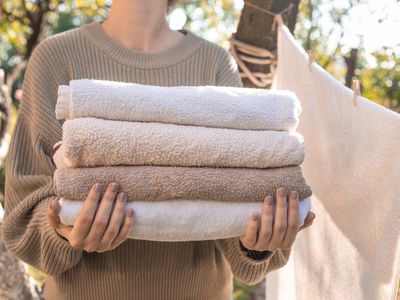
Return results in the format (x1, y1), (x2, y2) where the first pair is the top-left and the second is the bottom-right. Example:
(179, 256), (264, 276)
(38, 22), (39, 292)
(56, 117), (305, 169)
(54, 77), (311, 243)
(265, 24), (400, 300)
(53, 165), (312, 202)
(58, 197), (312, 241)
(0, 20), (300, 300)
(56, 79), (301, 131)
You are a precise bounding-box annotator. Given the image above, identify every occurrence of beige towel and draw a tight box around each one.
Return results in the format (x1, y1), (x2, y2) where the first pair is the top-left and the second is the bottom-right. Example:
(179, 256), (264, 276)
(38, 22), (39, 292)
(56, 79), (301, 131)
(58, 117), (305, 169)
(53, 165), (312, 202)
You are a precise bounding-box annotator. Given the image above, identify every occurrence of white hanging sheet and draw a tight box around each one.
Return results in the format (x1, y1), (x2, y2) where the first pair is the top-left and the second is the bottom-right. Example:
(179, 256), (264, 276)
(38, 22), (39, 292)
(266, 24), (400, 300)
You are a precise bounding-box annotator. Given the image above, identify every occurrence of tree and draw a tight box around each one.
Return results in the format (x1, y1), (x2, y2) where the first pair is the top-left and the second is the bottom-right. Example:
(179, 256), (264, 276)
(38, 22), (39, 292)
(231, 0), (301, 88)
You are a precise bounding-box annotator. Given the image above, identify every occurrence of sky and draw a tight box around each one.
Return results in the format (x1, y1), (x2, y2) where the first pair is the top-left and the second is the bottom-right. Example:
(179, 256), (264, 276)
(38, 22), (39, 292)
(317, 0), (400, 67)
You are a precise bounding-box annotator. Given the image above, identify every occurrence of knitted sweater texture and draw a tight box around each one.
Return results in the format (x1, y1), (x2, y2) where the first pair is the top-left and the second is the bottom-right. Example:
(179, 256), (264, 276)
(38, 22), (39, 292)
(1, 21), (291, 300)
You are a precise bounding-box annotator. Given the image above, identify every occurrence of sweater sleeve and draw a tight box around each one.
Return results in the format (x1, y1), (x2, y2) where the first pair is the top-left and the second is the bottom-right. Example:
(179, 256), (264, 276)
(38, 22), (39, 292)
(0, 40), (83, 276)
(213, 47), (292, 285)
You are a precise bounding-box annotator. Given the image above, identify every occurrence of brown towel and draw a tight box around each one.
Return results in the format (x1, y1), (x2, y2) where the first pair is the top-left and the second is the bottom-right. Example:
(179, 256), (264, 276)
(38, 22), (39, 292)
(57, 117), (305, 169)
(54, 165), (312, 202)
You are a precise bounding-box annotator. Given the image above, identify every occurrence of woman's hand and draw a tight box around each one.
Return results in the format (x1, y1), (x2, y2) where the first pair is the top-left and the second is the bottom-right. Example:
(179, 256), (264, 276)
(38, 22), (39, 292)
(47, 182), (134, 253)
(239, 187), (315, 252)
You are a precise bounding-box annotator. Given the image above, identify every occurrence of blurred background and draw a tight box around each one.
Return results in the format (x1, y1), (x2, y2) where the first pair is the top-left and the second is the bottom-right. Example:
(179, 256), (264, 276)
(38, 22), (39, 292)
(0, 0), (399, 299)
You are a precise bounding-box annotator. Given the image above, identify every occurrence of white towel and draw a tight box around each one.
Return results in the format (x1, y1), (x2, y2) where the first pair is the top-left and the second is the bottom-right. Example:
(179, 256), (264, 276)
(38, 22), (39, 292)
(266, 25), (400, 300)
(56, 79), (301, 131)
(58, 197), (312, 242)
(57, 117), (305, 169)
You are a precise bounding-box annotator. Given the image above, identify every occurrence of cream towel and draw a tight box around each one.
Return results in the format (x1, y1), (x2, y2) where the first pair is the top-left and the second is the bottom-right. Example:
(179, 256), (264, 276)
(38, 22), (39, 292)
(53, 165), (312, 203)
(58, 197), (312, 241)
(56, 79), (301, 131)
(57, 117), (305, 169)
(266, 25), (400, 300)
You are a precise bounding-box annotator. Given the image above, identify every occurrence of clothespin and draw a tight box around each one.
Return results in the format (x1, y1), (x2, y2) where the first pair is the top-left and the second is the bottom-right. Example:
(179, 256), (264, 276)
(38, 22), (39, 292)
(307, 50), (314, 72)
(352, 78), (360, 106)
(273, 14), (284, 31)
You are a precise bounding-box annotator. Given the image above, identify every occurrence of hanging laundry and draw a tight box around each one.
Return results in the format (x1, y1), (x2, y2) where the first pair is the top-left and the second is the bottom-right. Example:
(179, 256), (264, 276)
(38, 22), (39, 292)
(266, 24), (400, 300)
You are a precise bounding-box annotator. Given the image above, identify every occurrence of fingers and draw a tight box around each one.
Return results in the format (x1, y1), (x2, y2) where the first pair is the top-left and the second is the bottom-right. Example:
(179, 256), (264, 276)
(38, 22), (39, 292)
(69, 183), (102, 248)
(281, 191), (300, 249)
(240, 213), (260, 250)
(268, 187), (288, 250)
(299, 211), (316, 231)
(254, 195), (273, 250)
(47, 198), (72, 239)
(47, 198), (62, 229)
(97, 192), (128, 251)
(84, 182), (120, 252)
(110, 208), (134, 250)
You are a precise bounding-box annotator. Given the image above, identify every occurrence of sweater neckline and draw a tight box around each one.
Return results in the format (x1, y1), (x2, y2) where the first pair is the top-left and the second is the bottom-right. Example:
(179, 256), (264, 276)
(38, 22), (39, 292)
(79, 20), (203, 68)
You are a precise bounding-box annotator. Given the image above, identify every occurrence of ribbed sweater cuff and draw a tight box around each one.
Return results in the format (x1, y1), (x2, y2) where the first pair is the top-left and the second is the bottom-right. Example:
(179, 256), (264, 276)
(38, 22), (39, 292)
(214, 237), (291, 285)
(231, 237), (276, 264)
(35, 196), (83, 275)
(238, 239), (274, 261)
(56, 85), (70, 120)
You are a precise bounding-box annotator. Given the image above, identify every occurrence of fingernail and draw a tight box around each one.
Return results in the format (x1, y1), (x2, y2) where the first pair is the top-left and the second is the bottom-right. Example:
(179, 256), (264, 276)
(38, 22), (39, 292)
(252, 213), (258, 221)
(278, 188), (286, 197)
(50, 200), (56, 211)
(118, 192), (127, 202)
(290, 191), (298, 199)
(267, 196), (273, 205)
(110, 182), (119, 192)
(95, 183), (102, 192)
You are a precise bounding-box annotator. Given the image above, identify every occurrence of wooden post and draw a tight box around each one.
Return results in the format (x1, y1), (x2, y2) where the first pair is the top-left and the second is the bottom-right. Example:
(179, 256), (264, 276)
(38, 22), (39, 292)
(233, 0), (301, 88)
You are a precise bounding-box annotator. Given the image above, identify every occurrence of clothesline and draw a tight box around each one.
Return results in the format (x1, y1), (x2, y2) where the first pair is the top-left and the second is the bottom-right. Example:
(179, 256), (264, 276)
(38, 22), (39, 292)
(229, 3), (362, 102)
(229, 1), (293, 87)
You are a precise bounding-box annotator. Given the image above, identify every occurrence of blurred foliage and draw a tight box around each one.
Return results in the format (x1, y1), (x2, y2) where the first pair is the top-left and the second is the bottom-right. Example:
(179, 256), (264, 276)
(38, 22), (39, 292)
(295, 0), (400, 112)
(360, 49), (400, 110)
(178, 0), (241, 46)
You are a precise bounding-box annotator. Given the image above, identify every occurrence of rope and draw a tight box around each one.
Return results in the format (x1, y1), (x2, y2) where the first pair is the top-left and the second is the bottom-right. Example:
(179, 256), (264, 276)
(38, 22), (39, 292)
(229, 34), (276, 88)
(244, 1), (293, 31)
(228, 1), (293, 87)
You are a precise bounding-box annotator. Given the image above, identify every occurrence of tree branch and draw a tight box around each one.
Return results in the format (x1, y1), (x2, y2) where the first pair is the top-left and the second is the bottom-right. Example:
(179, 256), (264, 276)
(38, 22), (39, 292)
(1, 5), (29, 25)
(20, 0), (33, 22)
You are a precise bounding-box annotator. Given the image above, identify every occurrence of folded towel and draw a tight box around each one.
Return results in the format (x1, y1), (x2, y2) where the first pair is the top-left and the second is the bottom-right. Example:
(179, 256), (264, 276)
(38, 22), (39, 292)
(57, 117), (305, 169)
(53, 165), (312, 202)
(58, 197), (312, 241)
(56, 79), (301, 131)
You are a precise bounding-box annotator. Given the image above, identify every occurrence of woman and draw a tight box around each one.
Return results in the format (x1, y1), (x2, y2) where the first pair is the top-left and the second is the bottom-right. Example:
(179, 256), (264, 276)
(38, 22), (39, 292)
(1, 0), (315, 299)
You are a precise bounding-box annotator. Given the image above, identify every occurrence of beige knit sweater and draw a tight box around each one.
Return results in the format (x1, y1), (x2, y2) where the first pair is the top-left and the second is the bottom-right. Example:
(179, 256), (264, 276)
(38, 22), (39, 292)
(1, 21), (291, 300)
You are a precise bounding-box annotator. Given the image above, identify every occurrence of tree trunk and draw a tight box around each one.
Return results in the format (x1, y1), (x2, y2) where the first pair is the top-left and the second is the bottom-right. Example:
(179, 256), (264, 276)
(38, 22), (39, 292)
(345, 48), (358, 88)
(234, 0), (301, 88)
(0, 224), (34, 300)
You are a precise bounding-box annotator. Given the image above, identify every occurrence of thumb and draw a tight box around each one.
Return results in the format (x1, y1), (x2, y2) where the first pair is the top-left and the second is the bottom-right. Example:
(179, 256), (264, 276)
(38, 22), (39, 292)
(47, 198), (65, 229)
(299, 211), (315, 231)
(47, 198), (72, 239)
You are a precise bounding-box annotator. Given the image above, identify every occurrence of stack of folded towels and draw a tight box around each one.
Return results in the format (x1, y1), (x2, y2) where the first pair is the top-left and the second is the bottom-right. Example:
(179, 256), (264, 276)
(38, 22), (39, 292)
(53, 79), (312, 242)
